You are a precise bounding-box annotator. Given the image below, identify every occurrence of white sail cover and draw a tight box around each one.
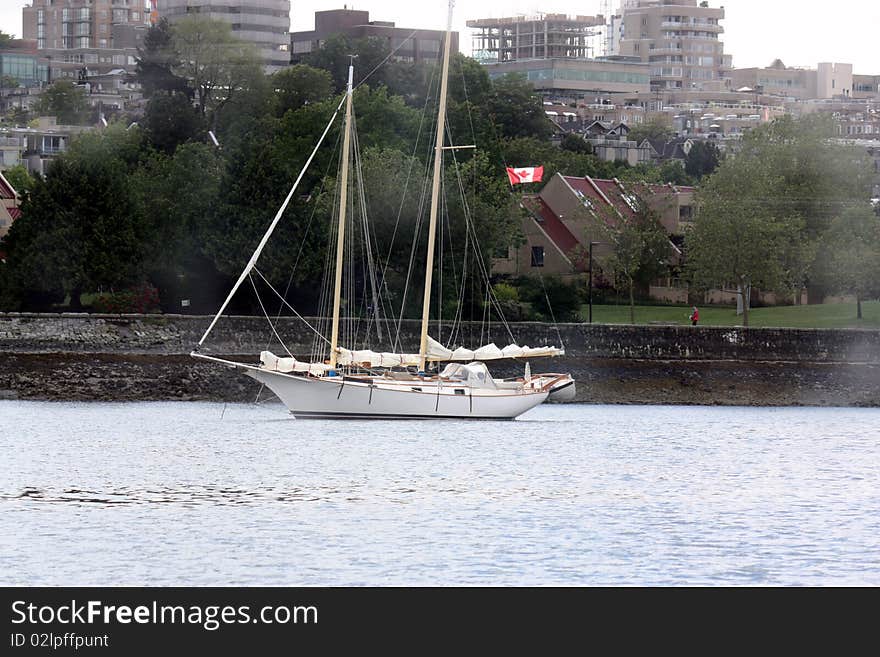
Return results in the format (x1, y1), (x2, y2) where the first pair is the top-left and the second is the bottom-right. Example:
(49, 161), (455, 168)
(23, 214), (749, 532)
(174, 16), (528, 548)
(260, 351), (332, 376)
(261, 336), (562, 374)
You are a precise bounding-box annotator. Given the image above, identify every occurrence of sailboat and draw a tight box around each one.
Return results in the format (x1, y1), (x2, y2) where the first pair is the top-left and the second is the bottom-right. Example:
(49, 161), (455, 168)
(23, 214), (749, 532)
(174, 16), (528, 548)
(191, 1), (575, 419)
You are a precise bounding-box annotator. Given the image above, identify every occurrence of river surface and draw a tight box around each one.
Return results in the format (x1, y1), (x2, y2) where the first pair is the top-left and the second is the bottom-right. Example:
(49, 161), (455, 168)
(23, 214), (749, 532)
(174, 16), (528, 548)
(1, 401), (878, 586)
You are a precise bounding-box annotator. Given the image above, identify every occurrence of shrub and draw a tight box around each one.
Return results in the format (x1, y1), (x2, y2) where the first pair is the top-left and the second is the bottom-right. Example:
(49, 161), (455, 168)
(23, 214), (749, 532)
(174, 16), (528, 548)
(92, 282), (161, 314)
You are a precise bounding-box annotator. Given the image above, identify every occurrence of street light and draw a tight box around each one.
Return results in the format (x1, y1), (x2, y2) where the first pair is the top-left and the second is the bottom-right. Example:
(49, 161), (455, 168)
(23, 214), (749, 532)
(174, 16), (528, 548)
(588, 241), (603, 324)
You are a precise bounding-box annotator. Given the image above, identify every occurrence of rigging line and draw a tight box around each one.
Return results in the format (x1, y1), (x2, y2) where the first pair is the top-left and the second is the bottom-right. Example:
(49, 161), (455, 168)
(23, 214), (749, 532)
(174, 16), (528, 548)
(391, 130), (436, 353)
(447, 135), (515, 344)
(351, 117), (384, 344)
(253, 267), (333, 346)
(266, 124), (345, 353)
(352, 28), (421, 91)
(536, 269), (565, 350)
(197, 93), (347, 347)
(248, 272), (295, 359)
(377, 62), (438, 331)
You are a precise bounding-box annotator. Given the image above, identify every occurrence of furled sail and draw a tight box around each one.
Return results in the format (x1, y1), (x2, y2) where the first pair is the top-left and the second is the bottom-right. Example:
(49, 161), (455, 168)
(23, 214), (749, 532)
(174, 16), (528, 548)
(260, 336), (564, 374)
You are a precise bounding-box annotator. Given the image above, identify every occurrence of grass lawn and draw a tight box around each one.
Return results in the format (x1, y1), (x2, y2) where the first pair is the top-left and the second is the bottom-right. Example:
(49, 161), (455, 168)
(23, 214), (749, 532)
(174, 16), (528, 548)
(576, 300), (880, 329)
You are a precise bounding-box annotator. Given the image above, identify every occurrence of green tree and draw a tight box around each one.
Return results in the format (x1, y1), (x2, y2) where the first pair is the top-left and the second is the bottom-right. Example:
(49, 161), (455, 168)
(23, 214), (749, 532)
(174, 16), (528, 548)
(1, 164), (34, 196)
(142, 91), (206, 154)
(271, 64), (334, 117)
(130, 142), (224, 311)
(0, 30), (13, 48)
(560, 133), (592, 154)
(171, 16), (263, 129)
(813, 207), (880, 319)
(684, 153), (806, 326)
(304, 34), (392, 93)
(684, 140), (721, 179)
(600, 203), (673, 323)
(628, 116), (673, 144)
(34, 79), (90, 125)
(3, 128), (146, 309)
(135, 17), (191, 99)
(737, 114), (872, 237)
(488, 73), (552, 140)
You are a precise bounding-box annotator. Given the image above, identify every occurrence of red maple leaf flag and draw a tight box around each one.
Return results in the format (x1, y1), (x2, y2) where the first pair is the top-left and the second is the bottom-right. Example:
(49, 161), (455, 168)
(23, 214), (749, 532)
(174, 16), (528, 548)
(505, 166), (544, 185)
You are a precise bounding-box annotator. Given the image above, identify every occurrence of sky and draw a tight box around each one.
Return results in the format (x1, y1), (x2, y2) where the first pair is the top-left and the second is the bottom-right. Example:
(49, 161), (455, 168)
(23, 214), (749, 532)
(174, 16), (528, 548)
(1, 1), (878, 73)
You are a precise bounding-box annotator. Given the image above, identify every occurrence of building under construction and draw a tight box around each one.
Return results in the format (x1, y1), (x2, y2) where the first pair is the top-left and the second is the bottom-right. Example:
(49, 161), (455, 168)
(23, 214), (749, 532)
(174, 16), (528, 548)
(468, 14), (605, 63)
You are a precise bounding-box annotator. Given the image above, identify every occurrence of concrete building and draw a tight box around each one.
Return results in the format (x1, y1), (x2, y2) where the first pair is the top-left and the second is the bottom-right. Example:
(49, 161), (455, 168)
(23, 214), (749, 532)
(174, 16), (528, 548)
(731, 60), (880, 102)
(482, 57), (651, 98)
(0, 116), (90, 175)
(291, 8), (457, 65)
(467, 13), (649, 100)
(0, 39), (49, 88)
(617, 0), (731, 92)
(468, 13), (605, 63)
(22, 0), (151, 80)
(159, 0), (291, 71)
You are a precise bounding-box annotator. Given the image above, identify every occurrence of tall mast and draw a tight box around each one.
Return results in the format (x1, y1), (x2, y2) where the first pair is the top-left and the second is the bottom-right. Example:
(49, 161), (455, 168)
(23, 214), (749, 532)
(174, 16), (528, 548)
(418, 0), (455, 372)
(329, 63), (355, 371)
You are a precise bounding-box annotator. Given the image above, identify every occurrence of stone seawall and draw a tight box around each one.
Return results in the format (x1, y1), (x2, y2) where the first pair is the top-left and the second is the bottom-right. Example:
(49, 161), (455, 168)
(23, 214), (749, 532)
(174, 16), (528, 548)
(1, 313), (879, 406)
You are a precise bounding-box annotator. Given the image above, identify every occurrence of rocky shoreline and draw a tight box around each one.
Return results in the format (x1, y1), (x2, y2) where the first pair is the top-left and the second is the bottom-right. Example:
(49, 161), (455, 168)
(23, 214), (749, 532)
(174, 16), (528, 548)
(2, 314), (878, 407)
(2, 351), (878, 407)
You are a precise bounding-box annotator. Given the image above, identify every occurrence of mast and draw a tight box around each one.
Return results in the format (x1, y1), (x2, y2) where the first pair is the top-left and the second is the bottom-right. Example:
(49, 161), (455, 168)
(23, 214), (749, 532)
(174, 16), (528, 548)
(418, 0), (455, 373)
(329, 63), (355, 371)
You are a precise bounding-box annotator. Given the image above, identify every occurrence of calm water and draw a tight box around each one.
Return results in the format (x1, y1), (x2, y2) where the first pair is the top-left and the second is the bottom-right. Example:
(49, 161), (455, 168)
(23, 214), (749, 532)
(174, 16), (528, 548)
(1, 400), (878, 586)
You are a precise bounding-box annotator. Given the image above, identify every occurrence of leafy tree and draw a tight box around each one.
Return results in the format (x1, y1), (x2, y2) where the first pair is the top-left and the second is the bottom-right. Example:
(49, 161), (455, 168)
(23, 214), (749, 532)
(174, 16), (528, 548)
(271, 64), (334, 117)
(684, 152), (806, 326)
(488, 74), (552, 140)
(135, 17), (191, 99)
(685, 114), (873, 321)
(560, 133), (592, 154)
(1, 164), (34, 196)
(171, 16), (263, 129)
(130, 142), (224, 312)
(142, 91), (206, 154)
(628, 116), (673, 144)
(0, 30), (13, 48)
(3, 128), (146, 309)
(737, 114), (872, 237)
(812, 207), (880, 319)
(685, 140), (721, 179)
(34, 79), (90, 125)
(599, 203), (673, 323)
(304, 34), (392, 93)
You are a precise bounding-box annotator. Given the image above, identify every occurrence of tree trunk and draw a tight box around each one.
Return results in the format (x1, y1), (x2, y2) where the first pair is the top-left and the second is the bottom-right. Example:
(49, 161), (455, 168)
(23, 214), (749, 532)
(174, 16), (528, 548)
(629, 280), (635, 324)
(741, 289), (749, 327)
(68, 286), (83, 312)
(857, 296), (862, 320)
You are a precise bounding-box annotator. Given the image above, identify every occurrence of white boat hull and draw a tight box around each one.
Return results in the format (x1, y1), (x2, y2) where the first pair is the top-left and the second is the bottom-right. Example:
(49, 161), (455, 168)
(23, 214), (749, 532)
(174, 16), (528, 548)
(247, 369), (550, 419)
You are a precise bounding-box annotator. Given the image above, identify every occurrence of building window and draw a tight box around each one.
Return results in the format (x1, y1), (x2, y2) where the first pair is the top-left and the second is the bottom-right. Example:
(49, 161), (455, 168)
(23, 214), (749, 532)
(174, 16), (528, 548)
(531, 246), (545, 268)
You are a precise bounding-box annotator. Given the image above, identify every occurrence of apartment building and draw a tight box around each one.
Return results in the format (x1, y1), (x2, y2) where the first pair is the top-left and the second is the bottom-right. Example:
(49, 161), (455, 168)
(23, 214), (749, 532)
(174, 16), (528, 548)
(617, 0), (731, 92)
(492, 173), (692, 292)
(159, 0), (291, 71)
(22, 0), (151, 79)
(291, 8), (457, 65)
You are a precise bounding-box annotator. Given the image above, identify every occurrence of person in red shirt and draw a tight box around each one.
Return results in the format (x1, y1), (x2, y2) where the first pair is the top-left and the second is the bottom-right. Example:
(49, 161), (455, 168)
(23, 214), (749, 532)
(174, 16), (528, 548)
(690, 306), (700, 326)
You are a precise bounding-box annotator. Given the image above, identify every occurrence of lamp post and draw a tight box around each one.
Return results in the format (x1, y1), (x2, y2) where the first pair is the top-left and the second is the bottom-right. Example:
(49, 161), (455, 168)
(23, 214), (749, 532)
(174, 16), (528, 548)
(588, 241), (602, 324)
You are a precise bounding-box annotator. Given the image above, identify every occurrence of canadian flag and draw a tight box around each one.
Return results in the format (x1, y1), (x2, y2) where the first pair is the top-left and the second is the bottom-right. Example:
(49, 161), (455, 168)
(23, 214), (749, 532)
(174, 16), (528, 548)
(506, 166), (544, 185)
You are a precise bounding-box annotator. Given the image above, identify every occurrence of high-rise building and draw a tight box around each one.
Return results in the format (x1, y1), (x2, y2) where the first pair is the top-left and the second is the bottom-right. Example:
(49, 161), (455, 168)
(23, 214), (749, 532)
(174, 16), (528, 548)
(616, 0), (731, 92)
(22, 0), (152, 80)
(467, 13), (650, 99)
(158, 0), (290, 71)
